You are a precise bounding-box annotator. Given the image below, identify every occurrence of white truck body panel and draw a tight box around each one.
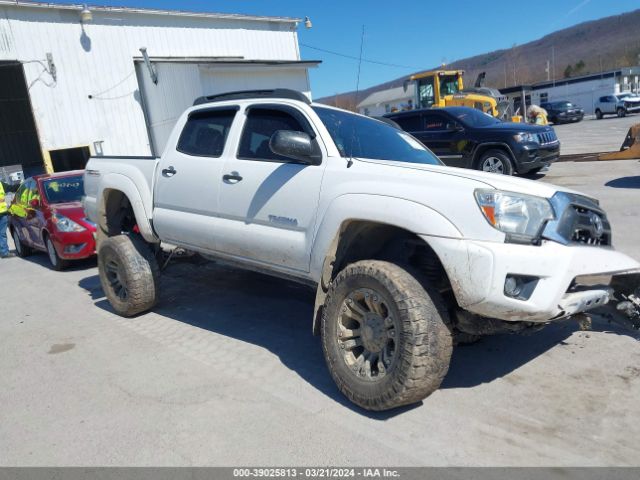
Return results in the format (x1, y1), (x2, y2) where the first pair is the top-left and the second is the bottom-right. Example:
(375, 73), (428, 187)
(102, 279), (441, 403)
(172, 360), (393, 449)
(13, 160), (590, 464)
(83, 97), (640, 323)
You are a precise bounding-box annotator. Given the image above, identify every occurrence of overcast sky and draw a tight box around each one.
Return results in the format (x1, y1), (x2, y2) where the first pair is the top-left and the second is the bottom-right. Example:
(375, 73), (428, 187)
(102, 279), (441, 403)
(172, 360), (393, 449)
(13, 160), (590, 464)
(48, 0), (640, 98)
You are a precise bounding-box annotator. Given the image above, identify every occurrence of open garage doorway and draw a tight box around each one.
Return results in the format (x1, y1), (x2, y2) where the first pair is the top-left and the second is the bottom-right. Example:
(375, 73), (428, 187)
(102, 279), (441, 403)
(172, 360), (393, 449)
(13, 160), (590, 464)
(48, 146), (91, 172)
(0, 61), (44, 177)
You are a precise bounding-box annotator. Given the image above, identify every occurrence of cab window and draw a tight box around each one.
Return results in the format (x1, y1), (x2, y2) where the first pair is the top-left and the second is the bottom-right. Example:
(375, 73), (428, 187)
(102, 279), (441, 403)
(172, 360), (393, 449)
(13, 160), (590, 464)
(417, 77), (435, 108)
(238, 108), (306, 162)
(177, 108), (237, 157)
(391, 114), (422, 132)
(421, 114), (447, 131)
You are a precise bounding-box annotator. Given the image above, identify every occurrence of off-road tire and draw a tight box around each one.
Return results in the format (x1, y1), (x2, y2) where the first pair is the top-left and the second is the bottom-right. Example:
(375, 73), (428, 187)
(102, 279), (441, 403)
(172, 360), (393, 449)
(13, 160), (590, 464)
(595, 109), (603, 120)
(45, 235), (68, 271)
(617, 107), (626, 118)
(11, 228), (32, 257)
(321, 260), (452, 411)
(98, 234), (159, 317)
(476, 149), (514, 175)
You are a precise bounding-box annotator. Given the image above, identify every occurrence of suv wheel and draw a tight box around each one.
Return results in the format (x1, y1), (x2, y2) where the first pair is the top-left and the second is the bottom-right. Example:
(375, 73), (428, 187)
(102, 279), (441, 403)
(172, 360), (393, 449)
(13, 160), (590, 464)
(321, 260), (452, 411)
(477, 149), (514, 175)
(12, 228), (32, 257)
(98, 234), (159, 317)
(595, 109), (603, 119)
(617, 107), (626, 118)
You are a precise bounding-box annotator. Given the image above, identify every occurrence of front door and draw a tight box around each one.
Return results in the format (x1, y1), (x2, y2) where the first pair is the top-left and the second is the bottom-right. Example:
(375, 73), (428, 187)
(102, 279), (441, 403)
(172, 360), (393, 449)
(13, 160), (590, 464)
(215, 104), (325, 272)
(153, 106), (239, 250)
(412, 112), (468, 168)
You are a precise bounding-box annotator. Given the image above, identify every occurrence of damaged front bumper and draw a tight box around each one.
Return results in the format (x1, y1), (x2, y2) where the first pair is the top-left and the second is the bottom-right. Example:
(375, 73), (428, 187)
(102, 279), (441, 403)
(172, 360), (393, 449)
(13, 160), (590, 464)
(424, 235), (640, 323)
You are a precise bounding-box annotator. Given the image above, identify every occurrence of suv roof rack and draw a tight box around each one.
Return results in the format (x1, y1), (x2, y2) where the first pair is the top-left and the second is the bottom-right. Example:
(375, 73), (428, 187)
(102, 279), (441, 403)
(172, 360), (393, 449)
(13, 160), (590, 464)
(193, 89), (311, 106)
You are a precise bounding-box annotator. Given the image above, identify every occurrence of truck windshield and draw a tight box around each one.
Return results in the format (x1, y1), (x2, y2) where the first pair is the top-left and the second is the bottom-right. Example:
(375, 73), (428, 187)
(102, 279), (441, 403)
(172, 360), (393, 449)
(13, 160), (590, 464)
(43, 176), (84, 204)
(312, 106), (441, 165)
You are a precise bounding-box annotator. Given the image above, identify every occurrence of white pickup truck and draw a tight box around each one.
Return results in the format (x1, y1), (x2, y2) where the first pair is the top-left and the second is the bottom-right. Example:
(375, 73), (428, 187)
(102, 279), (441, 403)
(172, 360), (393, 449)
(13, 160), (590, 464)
(594, 93), (640, 119)
(83, 89), (640, 411)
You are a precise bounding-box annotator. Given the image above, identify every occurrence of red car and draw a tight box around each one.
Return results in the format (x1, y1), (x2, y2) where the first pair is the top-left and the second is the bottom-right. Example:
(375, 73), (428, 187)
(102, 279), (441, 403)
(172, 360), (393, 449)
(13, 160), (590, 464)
(8, 170), (96, 270)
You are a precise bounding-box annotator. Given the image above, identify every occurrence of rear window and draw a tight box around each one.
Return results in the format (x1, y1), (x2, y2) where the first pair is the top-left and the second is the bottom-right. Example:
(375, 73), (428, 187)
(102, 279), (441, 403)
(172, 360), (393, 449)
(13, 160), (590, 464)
(177, 108), (237, 157)
(43, 176), (84, 204)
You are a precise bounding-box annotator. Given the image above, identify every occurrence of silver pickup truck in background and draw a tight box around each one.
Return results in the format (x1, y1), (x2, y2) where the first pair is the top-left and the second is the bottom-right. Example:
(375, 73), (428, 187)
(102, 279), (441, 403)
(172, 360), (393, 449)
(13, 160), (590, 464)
(594, 93), (640, 119)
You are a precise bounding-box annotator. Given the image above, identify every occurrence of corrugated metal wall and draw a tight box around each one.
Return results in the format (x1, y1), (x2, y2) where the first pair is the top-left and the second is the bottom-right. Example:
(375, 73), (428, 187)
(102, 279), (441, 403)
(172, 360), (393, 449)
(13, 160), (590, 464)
(0, 4), (301, 158)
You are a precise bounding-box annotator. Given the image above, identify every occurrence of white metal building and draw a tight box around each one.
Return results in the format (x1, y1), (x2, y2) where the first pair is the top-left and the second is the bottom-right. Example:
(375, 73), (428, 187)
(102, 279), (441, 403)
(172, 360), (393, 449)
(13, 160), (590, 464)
(500, 67), (640, 115)
(357, 84), (416, 116)
(0, 1), (318, 174)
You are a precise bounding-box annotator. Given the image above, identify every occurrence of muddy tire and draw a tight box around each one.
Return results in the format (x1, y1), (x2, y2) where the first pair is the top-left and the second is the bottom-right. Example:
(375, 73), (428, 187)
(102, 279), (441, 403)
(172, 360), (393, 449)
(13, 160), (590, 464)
(11, 228), (32, 257)
(595, 109), (603, 120)
(617, 107), (626, 118)
(321, 260), (452, 411)
(98, 234), (159, 317)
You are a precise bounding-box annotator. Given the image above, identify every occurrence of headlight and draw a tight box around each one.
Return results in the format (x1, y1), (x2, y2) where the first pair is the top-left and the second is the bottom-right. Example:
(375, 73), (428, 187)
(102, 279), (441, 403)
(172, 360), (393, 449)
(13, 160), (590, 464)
(513, 132), (539, 143)
(474, 189), (555, 243)
(52, 213), (86, 232)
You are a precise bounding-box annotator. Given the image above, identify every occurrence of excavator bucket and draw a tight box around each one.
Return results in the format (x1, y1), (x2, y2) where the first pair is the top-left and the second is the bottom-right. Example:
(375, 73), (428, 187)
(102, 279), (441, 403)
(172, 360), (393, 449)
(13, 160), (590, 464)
(599, 123), (640, 160)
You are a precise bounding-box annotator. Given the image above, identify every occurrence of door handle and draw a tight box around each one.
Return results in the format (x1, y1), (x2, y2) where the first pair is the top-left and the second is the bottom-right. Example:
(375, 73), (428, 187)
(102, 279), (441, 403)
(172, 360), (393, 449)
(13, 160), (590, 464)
(223, 172), (243, 184)
(162, 166), (177, 177)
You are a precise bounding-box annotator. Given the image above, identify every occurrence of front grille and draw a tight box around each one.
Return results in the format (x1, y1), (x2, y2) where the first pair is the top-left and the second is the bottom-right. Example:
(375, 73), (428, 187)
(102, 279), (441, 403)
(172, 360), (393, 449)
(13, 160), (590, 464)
(541, 192), (612, 247)
(536, 130), (558, 145)
(569, 206), (610, 246)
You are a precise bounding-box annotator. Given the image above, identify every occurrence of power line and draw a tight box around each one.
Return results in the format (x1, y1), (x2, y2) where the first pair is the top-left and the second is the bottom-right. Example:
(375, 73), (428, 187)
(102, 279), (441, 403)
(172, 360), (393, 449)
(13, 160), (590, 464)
(300, 43), (420, 70)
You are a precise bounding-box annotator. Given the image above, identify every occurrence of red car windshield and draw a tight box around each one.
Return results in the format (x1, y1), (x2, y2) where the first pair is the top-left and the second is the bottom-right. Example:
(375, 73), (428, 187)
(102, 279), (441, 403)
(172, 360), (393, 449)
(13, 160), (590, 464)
(42, 176), (84, 204)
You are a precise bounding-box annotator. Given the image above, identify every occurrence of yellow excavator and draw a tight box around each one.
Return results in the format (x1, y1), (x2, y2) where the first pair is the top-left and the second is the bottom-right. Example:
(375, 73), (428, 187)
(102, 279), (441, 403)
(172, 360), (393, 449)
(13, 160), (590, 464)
(404, 69), (511, 119)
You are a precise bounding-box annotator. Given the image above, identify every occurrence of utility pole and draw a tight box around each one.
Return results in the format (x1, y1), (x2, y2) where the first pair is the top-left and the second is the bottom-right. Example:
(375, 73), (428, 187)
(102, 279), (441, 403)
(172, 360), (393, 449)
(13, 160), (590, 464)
(545, 60), (550, 81)
(551, 45), (555, 87)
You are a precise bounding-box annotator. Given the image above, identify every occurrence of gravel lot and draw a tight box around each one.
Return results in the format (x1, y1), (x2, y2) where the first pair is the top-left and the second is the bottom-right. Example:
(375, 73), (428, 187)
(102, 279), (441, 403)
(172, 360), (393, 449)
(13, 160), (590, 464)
(1, 161), (639, 467)
(553, 114), (640, 155)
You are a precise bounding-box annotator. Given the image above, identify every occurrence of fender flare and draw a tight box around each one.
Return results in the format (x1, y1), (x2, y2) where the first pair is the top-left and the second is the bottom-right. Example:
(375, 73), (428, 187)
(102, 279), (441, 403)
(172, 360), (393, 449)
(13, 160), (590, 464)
(97, 173), (158, 243)
(309, 194), (462, 334)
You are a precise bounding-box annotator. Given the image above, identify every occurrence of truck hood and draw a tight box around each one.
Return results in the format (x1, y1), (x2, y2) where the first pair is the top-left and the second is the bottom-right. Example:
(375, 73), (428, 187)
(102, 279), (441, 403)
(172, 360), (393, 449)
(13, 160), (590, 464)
(356, 158), (586, 199)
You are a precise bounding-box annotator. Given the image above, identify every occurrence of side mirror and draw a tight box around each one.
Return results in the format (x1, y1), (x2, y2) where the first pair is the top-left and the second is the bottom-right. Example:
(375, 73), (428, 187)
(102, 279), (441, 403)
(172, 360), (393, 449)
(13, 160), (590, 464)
(269, 130), (320, 165)
(29, 198), (40, 208)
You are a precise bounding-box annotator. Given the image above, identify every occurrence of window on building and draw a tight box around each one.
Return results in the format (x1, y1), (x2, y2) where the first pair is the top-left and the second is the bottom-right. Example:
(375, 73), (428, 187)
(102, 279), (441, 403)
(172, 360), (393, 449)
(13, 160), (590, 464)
(539, 92), (548, 103)
(238, 107), (307, 162)
(177, 108), (237, 157)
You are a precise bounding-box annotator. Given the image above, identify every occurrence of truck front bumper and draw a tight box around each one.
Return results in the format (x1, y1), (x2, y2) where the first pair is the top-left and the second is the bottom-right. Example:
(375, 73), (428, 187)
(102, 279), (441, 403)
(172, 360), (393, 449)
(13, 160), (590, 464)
(424, 236), (640, 322)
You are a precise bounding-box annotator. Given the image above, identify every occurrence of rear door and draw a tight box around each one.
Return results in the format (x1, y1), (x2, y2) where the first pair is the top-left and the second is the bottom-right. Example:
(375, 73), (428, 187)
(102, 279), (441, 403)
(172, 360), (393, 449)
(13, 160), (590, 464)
(153, 106), (238, 250)
(215, 104), (325, 272)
